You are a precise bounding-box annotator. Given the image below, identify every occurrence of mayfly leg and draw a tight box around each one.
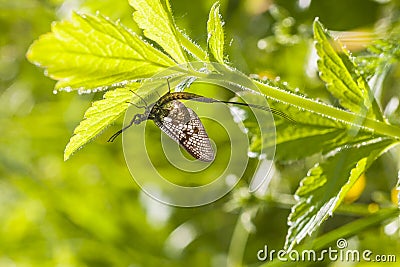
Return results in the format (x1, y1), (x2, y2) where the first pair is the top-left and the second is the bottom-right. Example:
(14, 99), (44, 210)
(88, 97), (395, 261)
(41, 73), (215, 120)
(109, 90), (150, 142)
(166, 77), (172, 93)
(127, 90), (148, 109)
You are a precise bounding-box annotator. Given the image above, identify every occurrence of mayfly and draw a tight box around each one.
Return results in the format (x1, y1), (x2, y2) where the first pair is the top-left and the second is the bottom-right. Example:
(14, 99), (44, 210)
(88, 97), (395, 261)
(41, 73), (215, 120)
(108, 81), (293, 162)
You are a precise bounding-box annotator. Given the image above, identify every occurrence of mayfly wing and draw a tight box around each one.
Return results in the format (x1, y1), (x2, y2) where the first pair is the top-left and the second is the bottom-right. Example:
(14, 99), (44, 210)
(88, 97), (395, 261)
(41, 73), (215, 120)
(181, 107), (215, 162)
(154, 100), (215, 162)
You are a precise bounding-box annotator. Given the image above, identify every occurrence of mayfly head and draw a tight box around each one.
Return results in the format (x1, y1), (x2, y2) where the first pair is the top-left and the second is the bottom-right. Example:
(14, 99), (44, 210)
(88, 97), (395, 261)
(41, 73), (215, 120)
(107, 91), (153, 143)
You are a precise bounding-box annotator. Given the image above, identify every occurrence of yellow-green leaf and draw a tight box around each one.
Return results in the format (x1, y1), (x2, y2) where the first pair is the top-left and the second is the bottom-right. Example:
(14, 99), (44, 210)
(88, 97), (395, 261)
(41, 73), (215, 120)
(130, 0), (187, 64)
(285, 138), (396, 250)
(207, 2), (225, 64)
(313, 19), (383, 121)
(64, 85), (139, 160)
(27, 12), (175, 92)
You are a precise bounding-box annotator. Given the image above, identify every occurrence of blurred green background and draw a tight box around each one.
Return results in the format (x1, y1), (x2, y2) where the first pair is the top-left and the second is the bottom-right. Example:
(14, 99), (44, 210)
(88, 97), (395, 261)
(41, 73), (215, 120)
(1, 0), (400, 266)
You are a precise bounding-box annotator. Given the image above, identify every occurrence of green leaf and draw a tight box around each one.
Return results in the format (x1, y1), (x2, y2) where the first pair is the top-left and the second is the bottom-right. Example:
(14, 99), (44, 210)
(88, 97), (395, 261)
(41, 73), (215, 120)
(130, 0), (187, 64)
(27, 12), (175, 92)
(64, 85), (139, 160)
(247, 101), (380, 161)
(255, 80), (400, 139)
(207, 2), (225, 64)
(313, 19), (383, 121)
(284, 138), (397, 250)
(224, 71), (400, 161)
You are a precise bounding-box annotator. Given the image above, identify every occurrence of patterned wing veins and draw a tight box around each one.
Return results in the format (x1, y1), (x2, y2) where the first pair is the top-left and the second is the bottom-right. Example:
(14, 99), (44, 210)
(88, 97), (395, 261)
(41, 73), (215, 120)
(154, 100), (215, 162)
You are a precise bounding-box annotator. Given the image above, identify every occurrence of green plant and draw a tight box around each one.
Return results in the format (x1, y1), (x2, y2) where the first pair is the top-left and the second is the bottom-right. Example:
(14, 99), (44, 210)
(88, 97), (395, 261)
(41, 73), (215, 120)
(26, 0), (400, 257)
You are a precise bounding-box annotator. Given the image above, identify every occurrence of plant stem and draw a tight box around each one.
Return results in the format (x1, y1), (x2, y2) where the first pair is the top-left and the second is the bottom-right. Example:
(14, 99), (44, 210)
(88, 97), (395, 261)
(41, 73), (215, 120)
(227, 211), (252, 267)
(176, 30), (208, 61)
(265, 193), (387, 217)
(255, 80), (400, 139)
(311, 207), (400, 251)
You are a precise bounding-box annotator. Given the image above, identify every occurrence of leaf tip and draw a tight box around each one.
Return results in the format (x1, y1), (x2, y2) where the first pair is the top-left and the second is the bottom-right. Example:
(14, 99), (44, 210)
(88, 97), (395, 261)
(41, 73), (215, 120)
(25, 44), (34, 63)
(64, 142), (73, 161)
(63, 151), (71, 161)
(211, 1), (221, 10)
(25, 34), (44, 65)
(313, 17), (325, 35)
